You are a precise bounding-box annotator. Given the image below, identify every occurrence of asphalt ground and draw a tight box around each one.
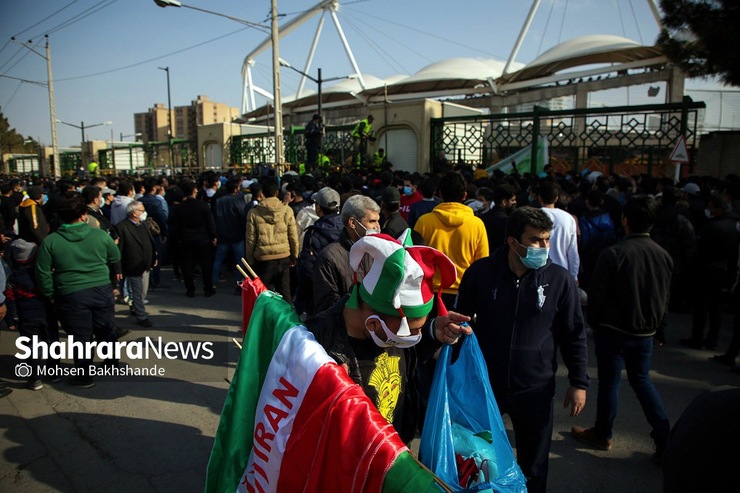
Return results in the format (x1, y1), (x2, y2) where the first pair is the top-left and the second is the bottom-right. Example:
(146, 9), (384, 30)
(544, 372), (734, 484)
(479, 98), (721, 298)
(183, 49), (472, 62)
(1, 267), (738, 492)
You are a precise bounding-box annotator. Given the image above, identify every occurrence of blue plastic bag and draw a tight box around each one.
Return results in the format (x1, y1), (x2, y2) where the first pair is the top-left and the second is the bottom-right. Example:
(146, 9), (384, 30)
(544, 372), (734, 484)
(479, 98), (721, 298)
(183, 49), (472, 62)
(419, 333), (527, 493)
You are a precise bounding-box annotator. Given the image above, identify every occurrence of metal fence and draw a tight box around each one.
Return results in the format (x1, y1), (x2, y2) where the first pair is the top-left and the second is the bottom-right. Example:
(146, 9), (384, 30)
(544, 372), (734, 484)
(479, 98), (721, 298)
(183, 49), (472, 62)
(431, 97), (705, 177)
(230, 124), (357, 174)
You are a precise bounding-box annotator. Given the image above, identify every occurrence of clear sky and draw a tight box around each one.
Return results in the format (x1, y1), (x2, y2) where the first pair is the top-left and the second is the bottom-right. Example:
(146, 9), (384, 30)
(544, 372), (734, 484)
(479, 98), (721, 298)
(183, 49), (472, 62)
(0, 0), (728, 148)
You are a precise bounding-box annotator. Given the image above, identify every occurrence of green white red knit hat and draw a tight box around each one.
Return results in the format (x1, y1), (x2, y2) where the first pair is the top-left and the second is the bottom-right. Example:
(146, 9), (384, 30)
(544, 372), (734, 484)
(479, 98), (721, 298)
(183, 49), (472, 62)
(346, 229), (457, 327)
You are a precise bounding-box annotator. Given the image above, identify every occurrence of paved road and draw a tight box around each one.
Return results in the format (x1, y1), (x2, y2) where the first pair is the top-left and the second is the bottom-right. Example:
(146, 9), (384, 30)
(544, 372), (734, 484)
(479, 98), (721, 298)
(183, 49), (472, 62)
(1, 268), (737, 492)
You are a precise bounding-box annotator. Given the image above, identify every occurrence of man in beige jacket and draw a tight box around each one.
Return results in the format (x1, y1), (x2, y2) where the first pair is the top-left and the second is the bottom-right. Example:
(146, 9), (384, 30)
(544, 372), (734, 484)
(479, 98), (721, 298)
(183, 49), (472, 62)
(246, 177), (299, 302)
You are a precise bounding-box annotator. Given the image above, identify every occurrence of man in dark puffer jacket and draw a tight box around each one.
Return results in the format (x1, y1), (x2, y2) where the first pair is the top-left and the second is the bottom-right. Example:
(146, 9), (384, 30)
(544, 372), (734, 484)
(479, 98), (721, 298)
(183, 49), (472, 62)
(295, 187), (343, 316)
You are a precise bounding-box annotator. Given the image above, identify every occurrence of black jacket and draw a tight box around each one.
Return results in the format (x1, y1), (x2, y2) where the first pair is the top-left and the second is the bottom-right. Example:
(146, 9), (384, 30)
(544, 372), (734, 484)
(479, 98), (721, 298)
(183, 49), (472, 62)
(588, 234), (673, 336)
(455, 246), (589, 395)
(313, 229), (369, 313)
(480, 206), (510, 250)
(213, 193), (247, 243)
(693, 213), (740, 284)
(18, 199), (48, 245)
(305, 296), (441, 444)
(170, 197), (217, 246)
(381, 212), (409, 239)
(117, 219), (156, 276)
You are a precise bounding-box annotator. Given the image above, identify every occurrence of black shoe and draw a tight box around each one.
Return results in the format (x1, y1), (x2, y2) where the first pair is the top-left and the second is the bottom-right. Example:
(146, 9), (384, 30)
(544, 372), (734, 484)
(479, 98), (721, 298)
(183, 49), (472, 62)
(0, 387), (11, 398)
(136, 318), (153, 328)
(26, 379), (43, 391)
(116, 327), (132, 339)
(679, 338), (704, 350)
(704, 340), (718, 351)
(572, 426), (612, 451)
(205, 289), (216, 298)
(0, 381), (7, 389)
(129, 306), (136, 316)
(68, 376), (95, 389)
(186, 290), (195, 298)
(710, 354), (736, 367)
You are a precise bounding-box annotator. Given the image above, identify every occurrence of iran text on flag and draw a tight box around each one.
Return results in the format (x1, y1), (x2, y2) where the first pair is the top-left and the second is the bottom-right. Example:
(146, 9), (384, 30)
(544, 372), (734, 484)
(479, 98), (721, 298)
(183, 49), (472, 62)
(205, 291), (441, 493)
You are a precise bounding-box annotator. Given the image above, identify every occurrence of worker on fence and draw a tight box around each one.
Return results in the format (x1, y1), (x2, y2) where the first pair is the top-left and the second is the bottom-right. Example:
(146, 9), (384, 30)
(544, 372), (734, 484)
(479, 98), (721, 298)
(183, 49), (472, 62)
(371, 148), (387, 173)
(351, 114), (376, 170)
(304, 114), (323, 173)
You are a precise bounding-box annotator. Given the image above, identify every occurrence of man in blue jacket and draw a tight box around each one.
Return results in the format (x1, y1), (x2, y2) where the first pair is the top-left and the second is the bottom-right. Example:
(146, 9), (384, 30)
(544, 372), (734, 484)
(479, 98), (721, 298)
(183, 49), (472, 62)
(455, 206), (589, 493)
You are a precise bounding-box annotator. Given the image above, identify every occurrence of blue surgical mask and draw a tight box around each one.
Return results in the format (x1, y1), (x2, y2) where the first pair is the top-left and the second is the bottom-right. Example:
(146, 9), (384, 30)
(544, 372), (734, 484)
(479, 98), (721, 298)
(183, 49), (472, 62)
(403, 186), (413, 196)
(517, 240), (549, 270)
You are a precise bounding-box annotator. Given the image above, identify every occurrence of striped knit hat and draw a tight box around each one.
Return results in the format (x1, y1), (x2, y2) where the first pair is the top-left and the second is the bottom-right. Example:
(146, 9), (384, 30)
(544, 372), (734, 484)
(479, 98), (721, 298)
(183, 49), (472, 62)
(346, 229), (456, 332)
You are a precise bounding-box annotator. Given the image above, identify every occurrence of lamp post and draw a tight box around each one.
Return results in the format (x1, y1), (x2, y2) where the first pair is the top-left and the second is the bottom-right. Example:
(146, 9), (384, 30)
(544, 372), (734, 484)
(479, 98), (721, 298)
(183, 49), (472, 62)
(56, 120), (112, 144)
(11, 35), (60, 178)
(157, 66), (175, 167)
(121, 132), (142, 141)
(278, 59), (355, 118)
(154, 0), (283, 171)
(56, 119), (111, 169)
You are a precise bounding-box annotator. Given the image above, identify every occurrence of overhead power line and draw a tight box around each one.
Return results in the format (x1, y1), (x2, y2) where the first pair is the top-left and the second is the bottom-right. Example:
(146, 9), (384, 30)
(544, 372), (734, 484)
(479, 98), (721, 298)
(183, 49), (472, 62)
(11, 0), (81, 39)
(55, 26), (251, 82)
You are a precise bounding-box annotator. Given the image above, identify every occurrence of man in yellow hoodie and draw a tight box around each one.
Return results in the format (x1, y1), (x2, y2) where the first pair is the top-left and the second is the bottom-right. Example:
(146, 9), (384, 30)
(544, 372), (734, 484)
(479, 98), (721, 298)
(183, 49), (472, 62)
(414, 172), (489, 307)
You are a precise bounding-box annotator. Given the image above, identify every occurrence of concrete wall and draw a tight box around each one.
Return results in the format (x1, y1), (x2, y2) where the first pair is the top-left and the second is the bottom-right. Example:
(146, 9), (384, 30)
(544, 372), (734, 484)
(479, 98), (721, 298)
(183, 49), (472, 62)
(696, 131), (740, 177)
(363, 99), (483, 173)
(197, 122), (243, 169)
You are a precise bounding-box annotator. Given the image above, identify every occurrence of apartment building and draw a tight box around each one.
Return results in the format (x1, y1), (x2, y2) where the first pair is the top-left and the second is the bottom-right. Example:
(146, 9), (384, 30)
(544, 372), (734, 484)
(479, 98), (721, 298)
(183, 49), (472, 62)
(134, 95), (239, 143)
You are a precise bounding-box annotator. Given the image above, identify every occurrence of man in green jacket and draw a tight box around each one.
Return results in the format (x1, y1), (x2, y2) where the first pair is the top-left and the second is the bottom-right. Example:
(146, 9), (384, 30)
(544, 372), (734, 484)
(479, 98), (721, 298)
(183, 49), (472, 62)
(36, 195), (122, 388)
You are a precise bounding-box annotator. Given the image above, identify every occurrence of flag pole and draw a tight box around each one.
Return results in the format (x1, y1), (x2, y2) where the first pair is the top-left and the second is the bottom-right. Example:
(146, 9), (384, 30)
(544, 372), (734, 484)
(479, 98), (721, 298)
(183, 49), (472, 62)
(409, 455), (454, 493)
(240, 258), (258, 279)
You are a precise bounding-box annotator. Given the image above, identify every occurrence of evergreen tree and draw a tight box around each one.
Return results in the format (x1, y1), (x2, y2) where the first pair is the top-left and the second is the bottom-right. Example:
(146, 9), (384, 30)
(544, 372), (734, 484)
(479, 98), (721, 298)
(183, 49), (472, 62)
(0, 111), (36, 154)
(657, 0), (740, 86)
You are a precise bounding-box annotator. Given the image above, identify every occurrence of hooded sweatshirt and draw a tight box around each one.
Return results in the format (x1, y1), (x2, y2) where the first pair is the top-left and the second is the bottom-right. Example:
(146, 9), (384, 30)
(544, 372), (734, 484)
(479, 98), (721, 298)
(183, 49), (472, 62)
(110, 195), (134, 226)
(36, 221), (121, 298)
(245, 196), (299, 264)
(18, 197), (48, 244)
(413, 201), (489, 293)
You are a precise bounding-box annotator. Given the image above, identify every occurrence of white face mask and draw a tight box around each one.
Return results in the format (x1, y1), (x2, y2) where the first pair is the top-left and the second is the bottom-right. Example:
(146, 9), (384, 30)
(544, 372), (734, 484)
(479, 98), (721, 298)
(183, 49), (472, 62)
(704, 209), (713, 219)
(354, 220), (380, 237)
(139, 211), (148, 222)
(365, 315), (421, 349)
(206, 188), (216, 198)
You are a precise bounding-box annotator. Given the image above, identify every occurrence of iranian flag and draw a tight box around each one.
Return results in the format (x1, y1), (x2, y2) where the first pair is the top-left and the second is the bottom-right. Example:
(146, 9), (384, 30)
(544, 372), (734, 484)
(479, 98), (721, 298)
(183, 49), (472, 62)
(205, 291), (444, 493)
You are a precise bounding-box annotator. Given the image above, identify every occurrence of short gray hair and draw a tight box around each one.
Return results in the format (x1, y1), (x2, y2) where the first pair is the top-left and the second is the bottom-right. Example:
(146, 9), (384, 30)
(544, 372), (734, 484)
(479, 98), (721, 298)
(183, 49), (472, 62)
(341, 194), (380, 226)
(126, 200), (144, 217)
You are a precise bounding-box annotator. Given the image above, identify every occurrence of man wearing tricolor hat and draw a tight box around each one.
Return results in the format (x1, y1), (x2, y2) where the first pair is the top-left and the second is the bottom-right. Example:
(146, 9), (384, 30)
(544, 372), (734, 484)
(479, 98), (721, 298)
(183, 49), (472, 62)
(305, 229), (472, 444)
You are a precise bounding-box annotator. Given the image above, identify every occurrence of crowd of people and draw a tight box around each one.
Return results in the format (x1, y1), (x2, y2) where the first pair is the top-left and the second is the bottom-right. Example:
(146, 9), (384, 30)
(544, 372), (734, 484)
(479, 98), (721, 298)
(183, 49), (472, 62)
(1, 161), (739, 491)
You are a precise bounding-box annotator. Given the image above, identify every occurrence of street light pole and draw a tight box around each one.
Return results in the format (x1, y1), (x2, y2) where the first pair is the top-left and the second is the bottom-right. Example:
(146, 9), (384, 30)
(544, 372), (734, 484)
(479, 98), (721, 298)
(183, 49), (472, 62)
(158, 66), (174, 167)
(155, 0), (282, 171)
(279, 60), (354, 117)
(56, 119), (112, 169)
(270, 0), (284, 171)
(12, 36), (60, 178)
(45, 37), (59, 179)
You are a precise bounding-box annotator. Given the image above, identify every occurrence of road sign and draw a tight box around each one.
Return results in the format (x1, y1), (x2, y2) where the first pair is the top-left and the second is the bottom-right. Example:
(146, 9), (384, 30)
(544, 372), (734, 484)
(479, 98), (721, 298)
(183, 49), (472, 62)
(669, 136), (690, 163)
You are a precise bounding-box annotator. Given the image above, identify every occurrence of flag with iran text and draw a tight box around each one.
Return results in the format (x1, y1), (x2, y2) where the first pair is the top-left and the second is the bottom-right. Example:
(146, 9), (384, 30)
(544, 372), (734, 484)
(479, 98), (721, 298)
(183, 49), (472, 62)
(205, 291), (445, 493)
